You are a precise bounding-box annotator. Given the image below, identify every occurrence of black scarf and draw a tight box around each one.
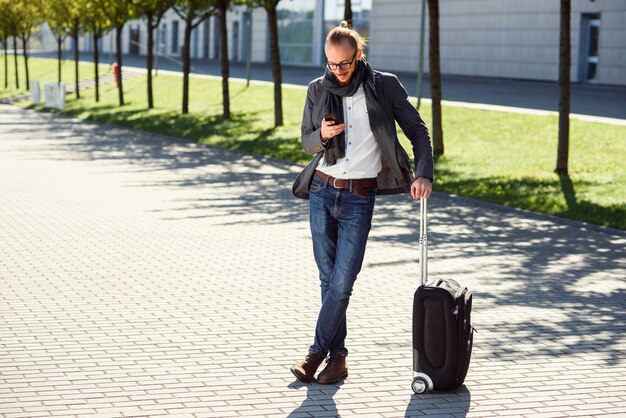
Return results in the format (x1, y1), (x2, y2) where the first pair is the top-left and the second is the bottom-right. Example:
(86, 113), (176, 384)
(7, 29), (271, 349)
(320, 59), (376, 166)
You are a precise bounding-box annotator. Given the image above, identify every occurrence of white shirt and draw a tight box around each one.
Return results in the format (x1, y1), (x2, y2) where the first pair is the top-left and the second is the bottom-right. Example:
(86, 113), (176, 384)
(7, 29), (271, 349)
(317, 86), (382, 179)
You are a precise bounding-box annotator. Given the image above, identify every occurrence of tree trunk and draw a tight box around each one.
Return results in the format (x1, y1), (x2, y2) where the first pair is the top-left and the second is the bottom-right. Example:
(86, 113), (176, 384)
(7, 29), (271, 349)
(3, 38), (8, 89)
(344, 0), (352, 24)
(556, 0), (571, 174)
(57, 37), (62, 84)
(21, 36), (30, 90)
(116, 25), (124, 106)
(93, 30), (100, 102)
(146, 13), (155, 109)
(13, 36), (19, 89)
(267, 5), (283, 127)
(427, 0), (443, 155)
(219, 3), (230, 119)
(73, 23), (80, 99)
(182, 15), (193, 114)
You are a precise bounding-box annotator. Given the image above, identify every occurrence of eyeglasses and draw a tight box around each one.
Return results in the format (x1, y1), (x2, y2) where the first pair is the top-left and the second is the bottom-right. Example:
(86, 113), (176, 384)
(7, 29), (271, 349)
(325, 50), (358, 71)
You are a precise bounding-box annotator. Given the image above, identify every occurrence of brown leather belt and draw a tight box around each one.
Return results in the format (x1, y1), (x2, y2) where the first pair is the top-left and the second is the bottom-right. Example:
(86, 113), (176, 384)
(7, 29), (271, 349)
(314, 170), (377, 194)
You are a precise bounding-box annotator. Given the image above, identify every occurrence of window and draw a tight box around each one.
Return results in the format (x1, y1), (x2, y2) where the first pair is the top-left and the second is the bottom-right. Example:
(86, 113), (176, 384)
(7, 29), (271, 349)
(324, 0), (372, 57)
(159, 24), (167, 55)
(172, 21), (179, 55)
(579, 14), (600, 83)
(276, 0), (315, 64)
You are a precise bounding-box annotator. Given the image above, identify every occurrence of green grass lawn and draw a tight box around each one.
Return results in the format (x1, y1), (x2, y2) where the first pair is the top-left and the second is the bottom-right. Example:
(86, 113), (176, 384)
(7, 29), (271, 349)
(2, 56), (625, 230)
(0, 54), (112, 99)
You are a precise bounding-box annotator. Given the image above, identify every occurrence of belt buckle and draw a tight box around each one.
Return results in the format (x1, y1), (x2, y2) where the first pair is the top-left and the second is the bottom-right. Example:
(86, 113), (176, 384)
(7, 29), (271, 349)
(333, 178), (340, 188)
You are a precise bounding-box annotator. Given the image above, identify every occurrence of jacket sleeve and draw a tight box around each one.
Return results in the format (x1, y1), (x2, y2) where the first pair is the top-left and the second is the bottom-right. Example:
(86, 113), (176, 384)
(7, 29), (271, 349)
(301, 81), (326, 154)
(389, 76), (434, 182)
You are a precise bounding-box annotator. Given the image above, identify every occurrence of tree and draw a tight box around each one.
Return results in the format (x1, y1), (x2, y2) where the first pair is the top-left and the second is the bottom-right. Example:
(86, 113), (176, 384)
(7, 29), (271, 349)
(556, 0), (571, 174)
(15, 0), (43, 91)
(1, 28), (7, 90)
(83, 1), (110, 102)
(95, 0), (138, 105)
(0, 0), (12, 89)
(1, 0), (20, 89)
(12, 33), (18, 89)
(45, 0), (71, 84)
(215, 0), (231, 119)
(173, 0), (217, 114)
(240, 0), (282, 126)
(135, 0), (176, 109)
(67, 8), (83, 99)
(427, 0), (443, 155)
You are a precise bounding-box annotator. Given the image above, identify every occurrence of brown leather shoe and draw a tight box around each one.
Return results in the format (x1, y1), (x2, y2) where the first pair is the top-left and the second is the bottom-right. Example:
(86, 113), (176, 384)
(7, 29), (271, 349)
(290, 352), (326, 383)
(316, 354), (348, 384)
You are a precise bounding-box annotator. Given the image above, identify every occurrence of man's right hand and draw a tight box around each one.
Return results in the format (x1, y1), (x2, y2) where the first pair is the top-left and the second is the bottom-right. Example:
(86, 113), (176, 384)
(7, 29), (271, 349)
(320, 118), (345, 142)
(411, 177), (433, 199)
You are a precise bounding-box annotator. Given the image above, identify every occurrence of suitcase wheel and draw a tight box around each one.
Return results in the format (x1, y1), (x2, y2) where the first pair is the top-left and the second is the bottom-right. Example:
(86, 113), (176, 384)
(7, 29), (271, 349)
(411, 374), (433, 394)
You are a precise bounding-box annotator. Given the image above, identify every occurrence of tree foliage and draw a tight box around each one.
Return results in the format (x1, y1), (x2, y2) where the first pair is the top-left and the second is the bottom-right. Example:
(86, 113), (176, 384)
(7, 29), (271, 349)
(94, 0), (140, 105)
(0, 0), (42, 90)
(15, 0), (43, 90)
(82, 1), (111, 102)
(63, 0), (84, 98)
(0, 0), (17, 89)
(0, 1), (10, 89)
(13, 0), (43, 43)
(44, 0), (72, 84)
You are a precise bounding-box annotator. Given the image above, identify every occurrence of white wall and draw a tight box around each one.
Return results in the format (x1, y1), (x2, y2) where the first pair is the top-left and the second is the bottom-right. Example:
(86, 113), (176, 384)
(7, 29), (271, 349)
(251, 8), (268, 63)
(369, 0), (626, 85)
(47, 0), (626, 85)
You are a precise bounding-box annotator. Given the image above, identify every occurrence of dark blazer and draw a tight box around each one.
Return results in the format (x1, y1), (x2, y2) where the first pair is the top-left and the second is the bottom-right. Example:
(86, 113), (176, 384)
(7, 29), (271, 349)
(300, 69), (434, 195)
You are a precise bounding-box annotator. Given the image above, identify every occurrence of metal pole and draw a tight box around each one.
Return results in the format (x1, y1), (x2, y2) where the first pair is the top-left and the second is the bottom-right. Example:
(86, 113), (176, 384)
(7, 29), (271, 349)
(245, 10), (253, 87)
(416, 0), (426, 109)
(155, 25), (160, 75)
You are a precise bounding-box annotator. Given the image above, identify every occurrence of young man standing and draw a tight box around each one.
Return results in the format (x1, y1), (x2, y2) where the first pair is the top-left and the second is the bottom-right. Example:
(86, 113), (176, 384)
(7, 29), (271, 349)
(291, 21), (434, 385)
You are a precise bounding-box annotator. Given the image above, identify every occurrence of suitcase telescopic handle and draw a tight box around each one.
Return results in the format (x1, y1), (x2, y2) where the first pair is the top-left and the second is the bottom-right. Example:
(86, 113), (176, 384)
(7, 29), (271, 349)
(419, 197), (428, 286)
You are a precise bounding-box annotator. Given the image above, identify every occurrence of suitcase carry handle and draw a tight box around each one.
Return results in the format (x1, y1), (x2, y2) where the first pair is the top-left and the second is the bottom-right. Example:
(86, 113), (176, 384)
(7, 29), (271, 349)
(419, 197), (428, 286)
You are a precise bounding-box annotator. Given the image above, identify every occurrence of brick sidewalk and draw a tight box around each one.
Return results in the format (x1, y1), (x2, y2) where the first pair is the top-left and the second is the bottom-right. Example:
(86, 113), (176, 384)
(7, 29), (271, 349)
(1, 105), (625, 417)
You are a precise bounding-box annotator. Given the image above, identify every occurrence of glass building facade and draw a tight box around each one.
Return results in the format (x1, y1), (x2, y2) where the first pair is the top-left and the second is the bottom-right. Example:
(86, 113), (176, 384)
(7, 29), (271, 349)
(277, 0), (316, 64)
(277, 0), (372, 66)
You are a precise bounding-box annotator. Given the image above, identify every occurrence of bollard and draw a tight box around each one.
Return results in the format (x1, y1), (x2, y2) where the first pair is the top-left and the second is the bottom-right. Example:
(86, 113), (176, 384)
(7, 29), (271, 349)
(44, 83), (58, 109)
(30, 81), (41, 105)
(43, 83), (66, 110)
(58, 83), (66, 110)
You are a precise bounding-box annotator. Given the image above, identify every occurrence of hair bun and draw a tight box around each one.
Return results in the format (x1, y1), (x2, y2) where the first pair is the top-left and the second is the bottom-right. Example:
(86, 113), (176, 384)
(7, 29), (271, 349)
(326, 20), (366, 57)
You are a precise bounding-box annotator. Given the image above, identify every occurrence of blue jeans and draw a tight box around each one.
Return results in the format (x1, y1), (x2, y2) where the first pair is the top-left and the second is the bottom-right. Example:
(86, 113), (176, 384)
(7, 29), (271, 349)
(308, 176), (376, 357)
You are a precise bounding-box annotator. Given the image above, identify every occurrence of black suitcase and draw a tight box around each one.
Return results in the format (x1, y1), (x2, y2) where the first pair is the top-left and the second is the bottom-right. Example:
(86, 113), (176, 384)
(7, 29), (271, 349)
(411, 198), (474, 394)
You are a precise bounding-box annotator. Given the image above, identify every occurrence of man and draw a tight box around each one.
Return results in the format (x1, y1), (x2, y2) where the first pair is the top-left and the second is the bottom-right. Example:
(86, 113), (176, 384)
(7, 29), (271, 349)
(291, 21), (434, 385)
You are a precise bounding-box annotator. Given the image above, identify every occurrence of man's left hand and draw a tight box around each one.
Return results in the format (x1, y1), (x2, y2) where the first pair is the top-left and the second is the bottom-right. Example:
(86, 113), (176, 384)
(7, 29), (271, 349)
(411, 177), (432, 199)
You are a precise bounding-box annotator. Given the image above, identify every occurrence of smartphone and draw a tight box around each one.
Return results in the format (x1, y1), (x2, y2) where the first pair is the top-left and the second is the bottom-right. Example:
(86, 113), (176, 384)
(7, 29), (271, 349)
(323, 113), (339, 124)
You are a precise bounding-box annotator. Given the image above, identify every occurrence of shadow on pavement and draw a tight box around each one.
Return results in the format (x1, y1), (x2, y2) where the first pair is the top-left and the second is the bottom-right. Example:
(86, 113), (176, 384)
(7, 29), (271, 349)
(15, 108), (626, 367)
(373, 193), (626, 365)
(287, 380), (341, 417)
(405, 385), (471, 417)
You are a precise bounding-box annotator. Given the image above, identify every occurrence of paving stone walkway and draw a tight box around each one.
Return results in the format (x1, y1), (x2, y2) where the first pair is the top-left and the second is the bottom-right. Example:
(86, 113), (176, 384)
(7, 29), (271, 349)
(0, 104), (625, 417)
